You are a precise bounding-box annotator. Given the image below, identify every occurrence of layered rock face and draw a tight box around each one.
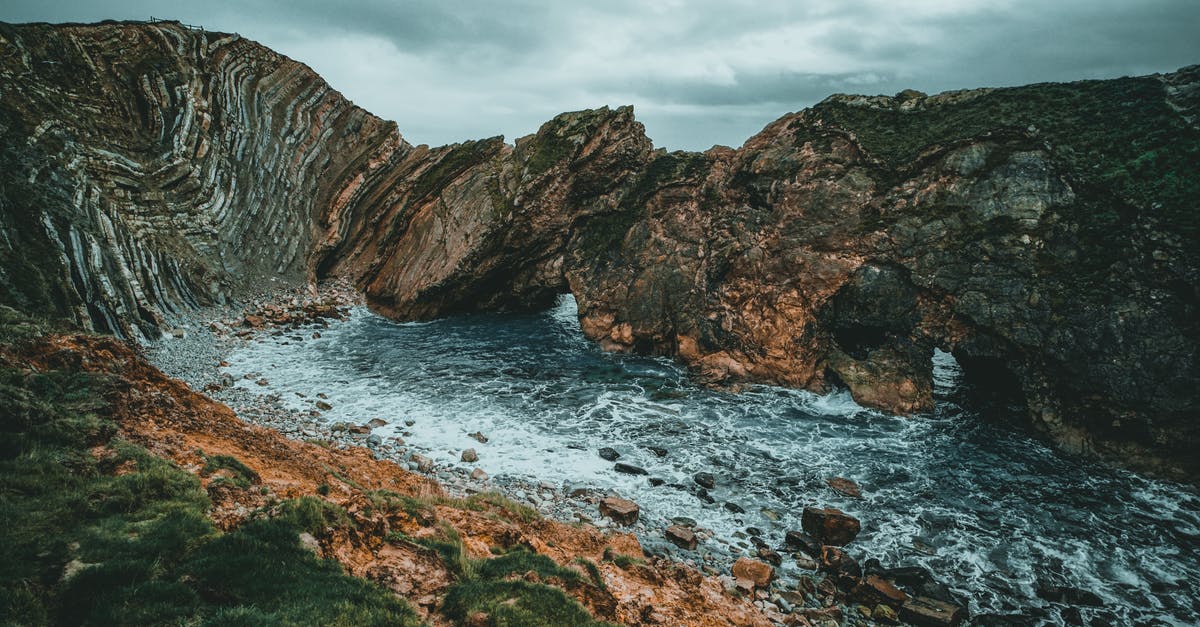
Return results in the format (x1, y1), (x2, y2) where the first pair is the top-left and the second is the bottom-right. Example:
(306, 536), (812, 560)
(0, 21), (400, 339)
(1, 21), (1196, 480)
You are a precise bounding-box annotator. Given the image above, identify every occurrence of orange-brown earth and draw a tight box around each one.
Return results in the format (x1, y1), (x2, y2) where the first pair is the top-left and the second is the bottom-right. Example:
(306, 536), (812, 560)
(8, 331), (775, 626)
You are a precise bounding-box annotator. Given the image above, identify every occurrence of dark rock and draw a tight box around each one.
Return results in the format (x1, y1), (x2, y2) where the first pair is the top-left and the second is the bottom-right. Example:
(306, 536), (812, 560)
(693, 472), (716, 489)
(855, 574), (908, 607)
(648, 477), (664, 487)
(1035, 583), (1105, 607)
(664, 525), (698, 550)
(880, 566), (933, 588)
(613, 462), (647, 475)
(819, 546), (862, 589)
(784, 530), (823, 558)
(598, 496), (639, 525)
(898, 596), (966, 627)
(646, 446), (668, 457)
(801, 506), (861, 546)
(468, 431), (489, 444)
(756, 547), (782, 567)
(598, 447), (621, 461)
(723, 502), (745, 513)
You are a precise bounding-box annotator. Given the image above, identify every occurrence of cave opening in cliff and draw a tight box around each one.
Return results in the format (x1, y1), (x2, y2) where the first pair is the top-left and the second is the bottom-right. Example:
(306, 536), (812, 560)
(950, 353), (1030, 424)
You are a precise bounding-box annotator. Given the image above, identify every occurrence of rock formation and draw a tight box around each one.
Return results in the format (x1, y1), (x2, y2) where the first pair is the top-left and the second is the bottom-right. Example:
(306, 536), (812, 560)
(1, 21), (1196, 480)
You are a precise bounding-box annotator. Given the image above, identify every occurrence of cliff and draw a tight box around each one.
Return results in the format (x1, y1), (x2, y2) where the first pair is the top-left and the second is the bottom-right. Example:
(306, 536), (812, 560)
(1, 20), (1197, 481)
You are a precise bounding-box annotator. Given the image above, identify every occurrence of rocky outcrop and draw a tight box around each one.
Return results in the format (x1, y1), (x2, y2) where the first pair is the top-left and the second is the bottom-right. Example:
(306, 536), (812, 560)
(1, 21), (1196, 480)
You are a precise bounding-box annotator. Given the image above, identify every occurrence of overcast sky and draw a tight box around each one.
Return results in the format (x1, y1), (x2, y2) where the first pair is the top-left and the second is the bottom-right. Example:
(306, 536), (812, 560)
(4, 1), (1198, 150)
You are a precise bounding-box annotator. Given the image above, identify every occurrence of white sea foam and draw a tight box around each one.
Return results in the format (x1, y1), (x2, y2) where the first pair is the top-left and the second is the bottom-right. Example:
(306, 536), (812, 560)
(224, 297), (1200, 624)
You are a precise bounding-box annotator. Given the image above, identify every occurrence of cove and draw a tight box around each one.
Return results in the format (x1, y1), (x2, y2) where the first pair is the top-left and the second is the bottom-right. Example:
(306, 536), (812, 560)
(225, 296), (1200, 624)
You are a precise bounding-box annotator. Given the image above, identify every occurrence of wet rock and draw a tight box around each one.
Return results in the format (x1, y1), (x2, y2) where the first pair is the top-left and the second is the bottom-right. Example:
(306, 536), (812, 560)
(1035, 583), (1105, 607)
(349, 423), (372, 435)
(598, 447), (621, 461)
(613, 462), (647, 475)
(255, 378), (269, 386)
(404, 419), (415, 427)
(598, 496), (640, 525)
(665, 525), (698, 550)
(470, 468), (489, 481)
(732, 557), (774, 589)
(468, 431), (489, 444)
(367, 418), (388, 428)
(873, 603), (900, 623)
(411, 454), (434, 473)
(724, 502), (745, 514)
(855, 575), (908, 607)
(366, 434), (382, 446)
(784, 530), (823, 558)
(646, 446), (668, 457)
(315, 400), (333, 411)
(802, 506), (861, 546)
(826, 476), (862, 498)
(756, 546), (783, 567)
(693, 472), (716, 489)
(898, 596), (966, 627)
(648, 477), (665, 487)
(243, 315), (264, 328)
(819, 546), (862, 589)
(461, 448), (478, 463)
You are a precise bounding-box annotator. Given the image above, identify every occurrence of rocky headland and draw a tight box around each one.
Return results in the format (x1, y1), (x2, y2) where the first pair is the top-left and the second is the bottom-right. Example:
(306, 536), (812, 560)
(1, 17), (1198, 625)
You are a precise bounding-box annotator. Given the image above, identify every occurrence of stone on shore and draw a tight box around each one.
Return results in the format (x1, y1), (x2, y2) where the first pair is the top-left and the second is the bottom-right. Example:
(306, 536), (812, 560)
(731, 557), (774, 589)
(693, 472), (716, 489)
(665, 525), (698, 550)
(598, 447), (621, 461)
(826, 476), (862, 498)
(461, 448), (478, 462)
(802, 506), (861, 546)
(598, 496), (640, 525)
(613, 462), (647, 475)
(899, 596), (966, 627)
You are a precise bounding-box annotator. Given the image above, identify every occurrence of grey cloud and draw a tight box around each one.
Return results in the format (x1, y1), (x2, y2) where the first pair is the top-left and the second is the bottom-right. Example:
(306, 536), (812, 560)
(3, 0), (1198, 150)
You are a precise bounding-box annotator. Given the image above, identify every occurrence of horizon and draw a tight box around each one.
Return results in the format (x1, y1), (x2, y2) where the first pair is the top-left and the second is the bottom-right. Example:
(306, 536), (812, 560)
(3, 1), (1198, 150)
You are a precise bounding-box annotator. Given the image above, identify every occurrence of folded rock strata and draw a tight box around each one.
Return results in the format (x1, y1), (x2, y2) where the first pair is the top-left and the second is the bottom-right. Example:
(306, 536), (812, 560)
(1, 21), (1196, 481)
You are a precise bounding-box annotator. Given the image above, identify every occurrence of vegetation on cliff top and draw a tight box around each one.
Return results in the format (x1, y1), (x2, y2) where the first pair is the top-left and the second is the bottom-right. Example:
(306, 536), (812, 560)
(0, 311), (421, 626)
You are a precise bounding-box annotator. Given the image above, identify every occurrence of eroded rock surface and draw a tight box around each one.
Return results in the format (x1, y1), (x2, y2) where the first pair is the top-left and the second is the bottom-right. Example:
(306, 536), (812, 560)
(1, 21), (1196, 480)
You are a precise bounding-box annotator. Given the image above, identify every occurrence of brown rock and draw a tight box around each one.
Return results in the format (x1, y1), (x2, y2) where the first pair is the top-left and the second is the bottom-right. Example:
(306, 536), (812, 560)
(665, 525), (698, 550)
(819, 546), (862, 589)
(470, 467), (489, 481)
(411, 454), (434, 473)
(598, 496), (640, 525)
(826, 476), (862, 498)
(731, 557), (774, 589)
(899, 596), (965, 627)
(242, 315), (264, 328)
(367, 418), (388, 428)
(468, 431), (489, 443)
(856, 574), (908, 606)
(315, 401), (333, 411)
(461, 448), (478, 463)
(801, 506), (861, 546)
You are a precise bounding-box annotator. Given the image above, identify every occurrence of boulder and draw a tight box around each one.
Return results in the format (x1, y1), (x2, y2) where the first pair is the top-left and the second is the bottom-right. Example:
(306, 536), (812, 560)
(411, 454), (434, 473)
(819, 546), (862, 589)
(693, 472), (716, 489)
(855, 574), (908, 606)
(598, 496), (640, 525)
(367, 418), (388, 428)
(461, 448), (478, 462)
(315, 400), (333, 411)
(665, 525), (698, 550)
(598, 447), (621, 461)
(470, 468), (489, 481)
(784, 530), (822, 558)
(801, 506), (861, 546)
(898, 596), (966, 627)
(613, 462), (647, 475)
(732, 557), (774, 588)
(468, 431), (489, 443)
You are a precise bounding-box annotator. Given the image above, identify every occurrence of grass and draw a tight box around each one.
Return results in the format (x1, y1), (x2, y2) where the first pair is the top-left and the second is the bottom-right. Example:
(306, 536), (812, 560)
(462, 491), (540, 523)
(602, 547), (646, 569)
(200, 452), (260, 488)
(0, 320), (420, 626)
(441, 580), (604, 627)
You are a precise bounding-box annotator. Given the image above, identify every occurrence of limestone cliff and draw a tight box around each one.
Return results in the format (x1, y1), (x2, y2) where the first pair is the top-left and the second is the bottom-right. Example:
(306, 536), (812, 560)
(1, 21), (1196, 481)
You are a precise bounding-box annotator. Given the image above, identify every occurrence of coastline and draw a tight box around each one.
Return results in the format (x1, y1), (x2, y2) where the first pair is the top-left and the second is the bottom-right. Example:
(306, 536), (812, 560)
(141, 280), (955, 625)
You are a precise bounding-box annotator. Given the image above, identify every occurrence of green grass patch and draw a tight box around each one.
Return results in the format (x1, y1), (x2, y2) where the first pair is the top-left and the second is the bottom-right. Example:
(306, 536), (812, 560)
(0, 335), (420, 626)
(462, 491), (540, 523)
(441, 580), (605, 627)
(200, 452), (260, 488)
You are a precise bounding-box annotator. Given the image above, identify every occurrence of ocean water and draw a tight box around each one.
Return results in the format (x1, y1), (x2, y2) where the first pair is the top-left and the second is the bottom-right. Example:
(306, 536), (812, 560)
(226, 296), (1200, 625)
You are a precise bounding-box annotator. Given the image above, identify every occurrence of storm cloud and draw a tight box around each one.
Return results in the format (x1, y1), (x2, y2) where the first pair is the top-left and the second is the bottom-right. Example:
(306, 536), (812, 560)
(4, 0), (1198, 149)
